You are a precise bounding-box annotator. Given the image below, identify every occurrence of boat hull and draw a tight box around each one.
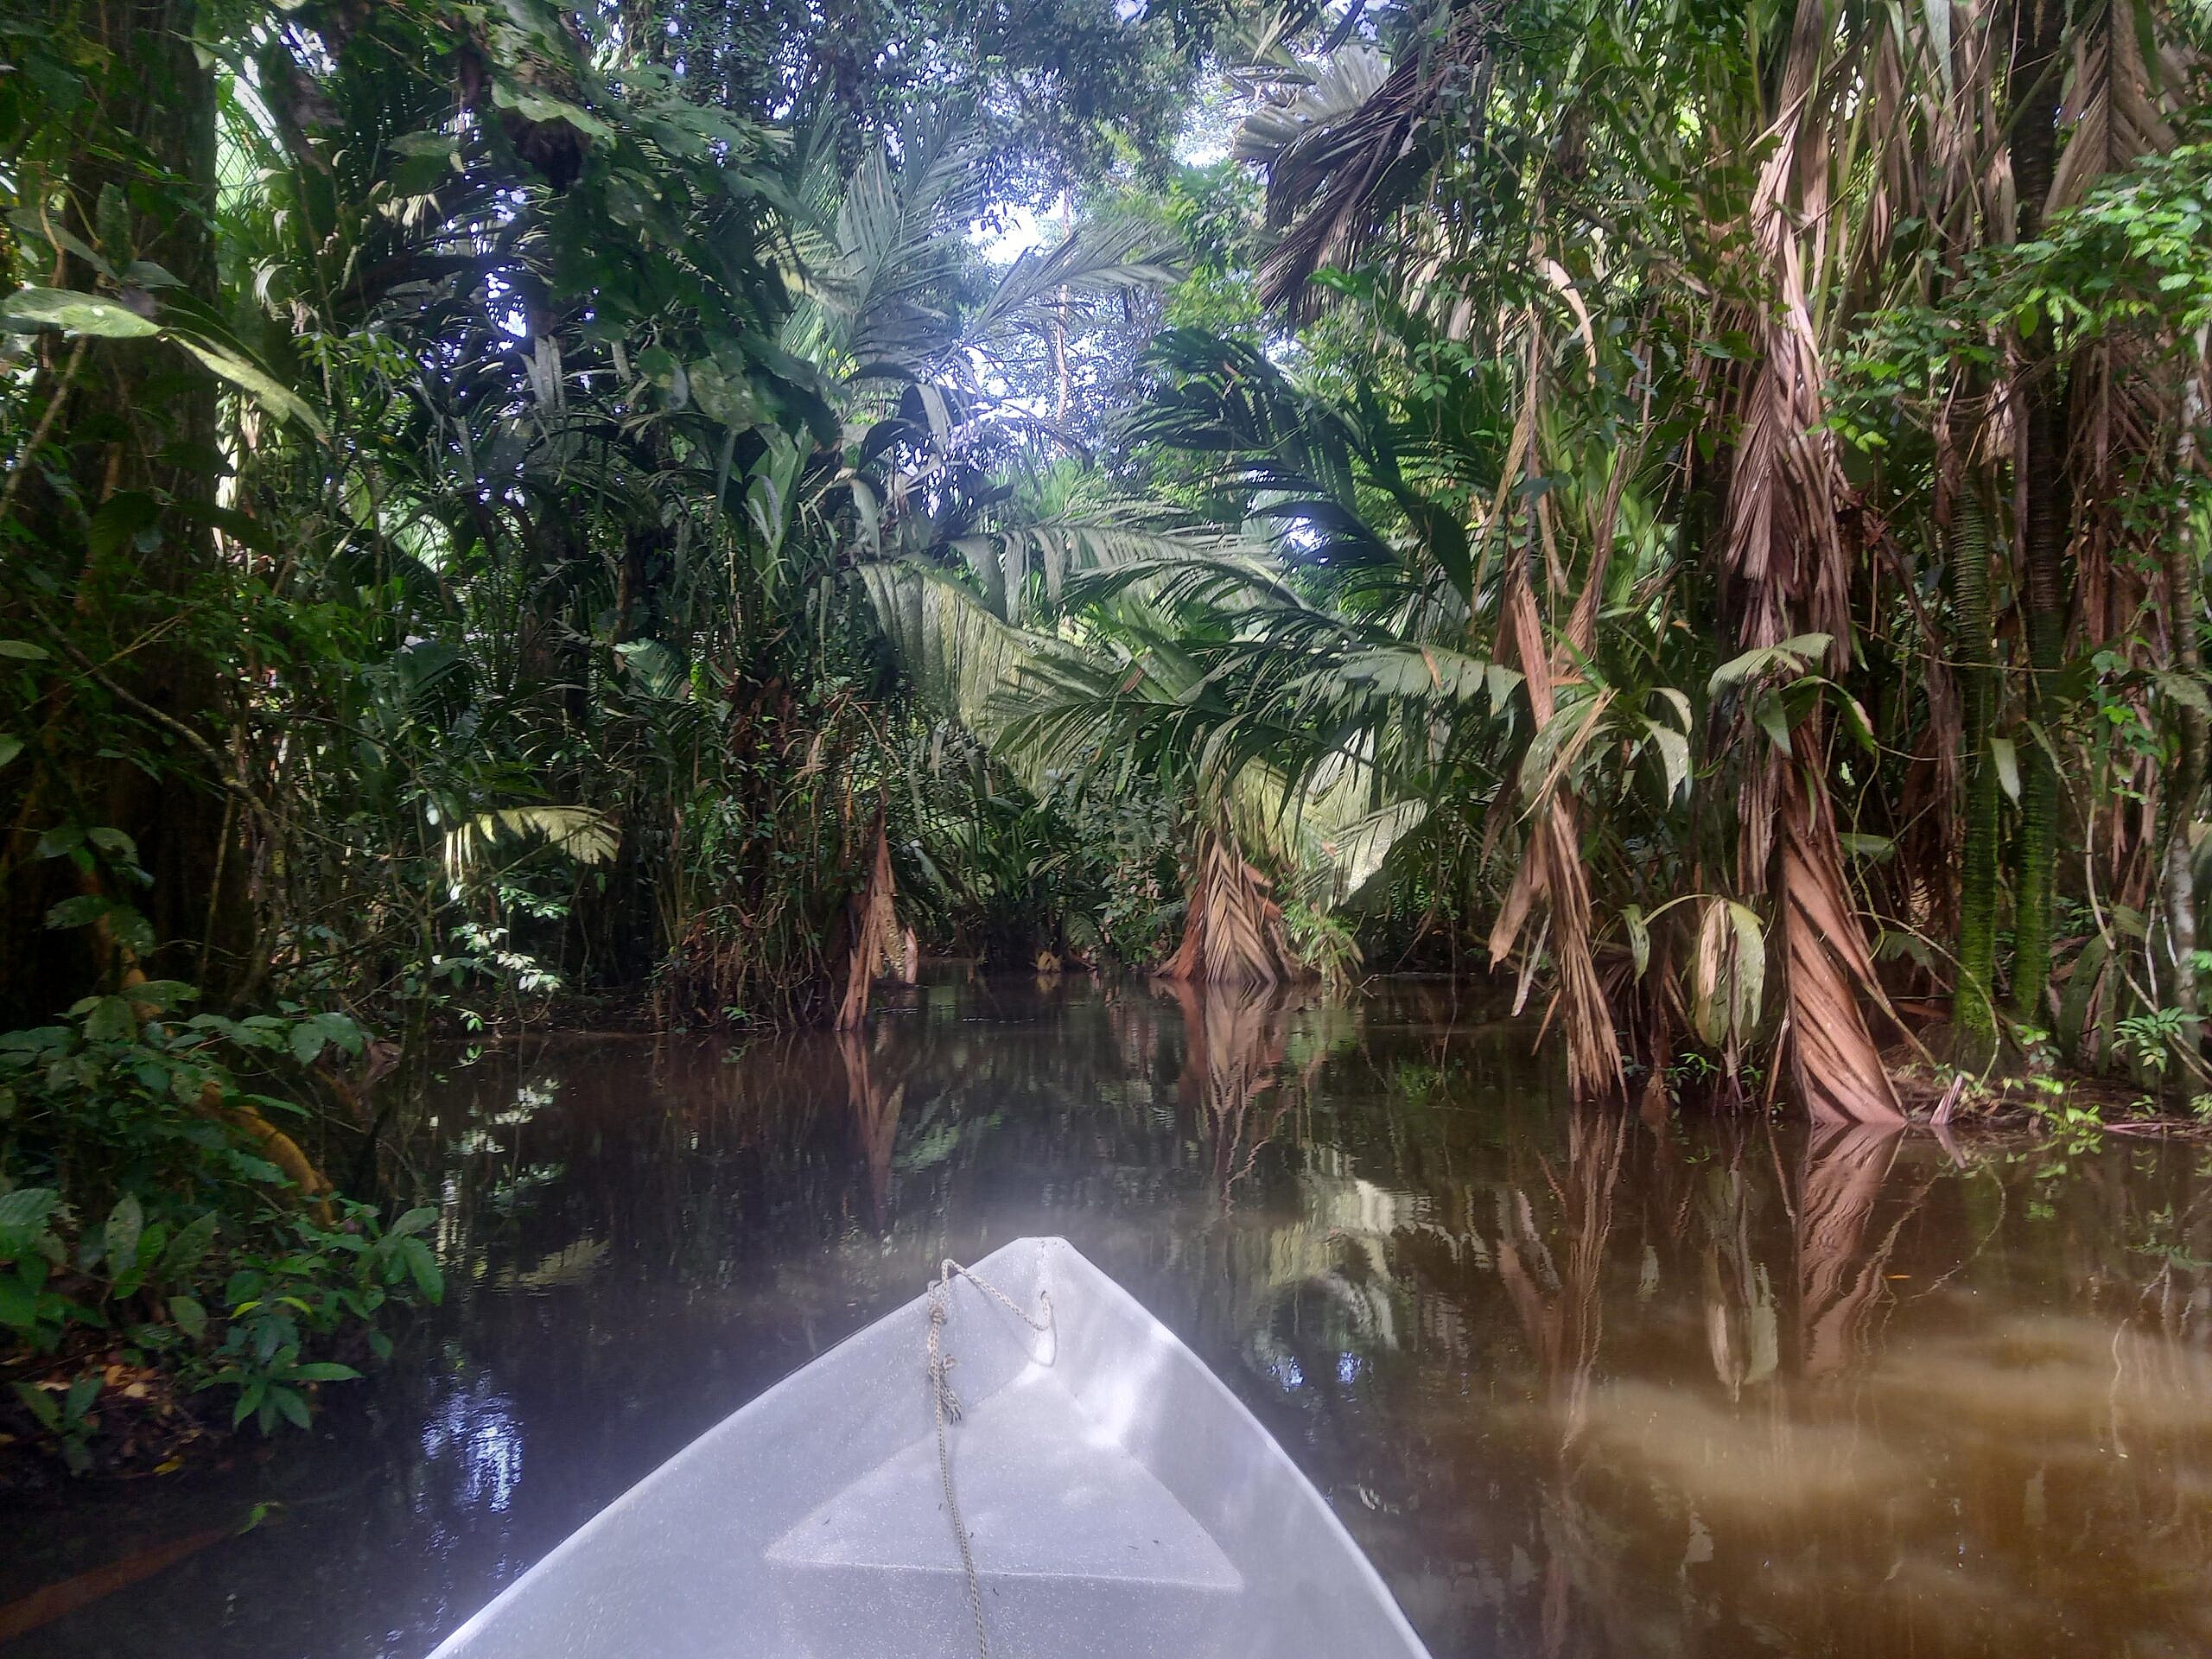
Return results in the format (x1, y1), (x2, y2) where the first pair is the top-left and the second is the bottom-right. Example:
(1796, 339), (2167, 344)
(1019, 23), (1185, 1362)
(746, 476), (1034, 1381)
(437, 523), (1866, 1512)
(428, 1236), (1431, 1658)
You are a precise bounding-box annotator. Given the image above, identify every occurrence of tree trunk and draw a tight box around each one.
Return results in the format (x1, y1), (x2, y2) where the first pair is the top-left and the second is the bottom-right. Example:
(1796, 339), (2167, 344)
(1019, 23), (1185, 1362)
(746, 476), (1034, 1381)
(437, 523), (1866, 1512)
(2010, 0), (2071, 1029)
(2161, 374), (2208, 1039)
(1949, 486), (2001, 1058)
(0, 0), (242, 1023)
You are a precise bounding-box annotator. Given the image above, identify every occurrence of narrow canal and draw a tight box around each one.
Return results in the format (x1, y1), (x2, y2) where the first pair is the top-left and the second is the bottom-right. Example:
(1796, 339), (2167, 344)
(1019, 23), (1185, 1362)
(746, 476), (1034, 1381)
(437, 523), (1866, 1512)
(10, 976), (2211, 1657)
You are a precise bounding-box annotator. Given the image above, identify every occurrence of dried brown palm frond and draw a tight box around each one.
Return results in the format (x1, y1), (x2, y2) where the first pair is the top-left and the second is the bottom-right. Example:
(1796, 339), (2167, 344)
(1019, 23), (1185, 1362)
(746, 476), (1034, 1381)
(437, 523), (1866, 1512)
(1707, 0), (1903, 1125)
(835, 809), (905, 1030)
(2046, 0), (2181, 215)
(1777, 726), (1907, 1122)
(2056, 0), (2193, 642)
(1235, 3), (1505, 318)
(1488, 548), (1625, 1103)
(1161, 823), (1301, 986)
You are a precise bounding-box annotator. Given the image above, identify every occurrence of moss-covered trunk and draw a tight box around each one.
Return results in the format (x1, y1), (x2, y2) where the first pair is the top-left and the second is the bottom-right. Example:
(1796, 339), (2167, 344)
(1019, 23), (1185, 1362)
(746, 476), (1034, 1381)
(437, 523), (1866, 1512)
(2161, 483), (2208, 1038)
(2009, 0), (2070, 1029)
(1950, 491), (2000, 1054)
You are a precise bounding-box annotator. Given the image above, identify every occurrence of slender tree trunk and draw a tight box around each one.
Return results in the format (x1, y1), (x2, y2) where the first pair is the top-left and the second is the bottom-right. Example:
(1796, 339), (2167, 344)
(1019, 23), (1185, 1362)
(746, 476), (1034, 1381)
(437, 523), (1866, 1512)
(2162, 344), (2209, 1038)
(1949, 487), (2001, 1055)
(2010, 0), (2070, 1028)
(2162, 551), (2206, 1029)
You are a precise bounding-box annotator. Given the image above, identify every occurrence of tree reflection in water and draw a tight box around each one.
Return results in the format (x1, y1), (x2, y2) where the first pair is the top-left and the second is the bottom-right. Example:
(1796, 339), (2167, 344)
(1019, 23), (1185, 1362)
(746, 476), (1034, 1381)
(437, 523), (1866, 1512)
(16, 978), (2212, 1659)
(1160, 979), (1306, 1205)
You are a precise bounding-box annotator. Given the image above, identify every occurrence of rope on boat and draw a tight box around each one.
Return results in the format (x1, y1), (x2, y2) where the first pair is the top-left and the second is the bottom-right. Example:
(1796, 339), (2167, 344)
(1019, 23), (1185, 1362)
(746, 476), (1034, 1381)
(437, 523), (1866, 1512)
(927, 1257), (1053, 1659)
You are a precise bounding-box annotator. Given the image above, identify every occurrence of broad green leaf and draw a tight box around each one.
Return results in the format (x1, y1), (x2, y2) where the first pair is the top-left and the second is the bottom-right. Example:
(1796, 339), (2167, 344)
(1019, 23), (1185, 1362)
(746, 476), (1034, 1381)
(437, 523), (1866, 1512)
(123, 977), (191, 1010)
(401, 1236), (443, 1300)
(1649, 687), (1693, 730)
(44, 894), (107, 931)
(2, 285), (158, 338)
(103, 1193), (143, 1272)
(1644, 722), (1689, 800)
(387, 1205), (438, 1238)
(272, 1385), (312, 1430)
(11, 1380), (60, 1429)
(289, 1361), (361, 1382)
(0, 1277), (37, 1332)
(1709, 633), (1834, 695)
(1753, 692), (1792, 751)
(493, 86), (613, 140)
(0, 1186), (60, 1235)
(170, 337), (327, 435)
(2153, 669), (2212, 715)
(0, 738), (21, 771)
(0, 640), (49, 661)
(1838, 832), (1896, 861)
(63, 1372), (100, 1422)
(87, 490), (162, 560)
(168, 1294), (207, 1339)
(81, 995), (137, 1042)
(105, 911), (156, 960)
(1726, 901), (1767, 1033)
(288, 1012), (364, 1064)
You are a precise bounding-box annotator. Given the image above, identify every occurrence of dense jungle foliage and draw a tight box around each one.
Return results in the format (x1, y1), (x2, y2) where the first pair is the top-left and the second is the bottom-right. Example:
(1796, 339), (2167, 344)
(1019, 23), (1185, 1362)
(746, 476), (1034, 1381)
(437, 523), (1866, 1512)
(3, 0), (2210, 1464)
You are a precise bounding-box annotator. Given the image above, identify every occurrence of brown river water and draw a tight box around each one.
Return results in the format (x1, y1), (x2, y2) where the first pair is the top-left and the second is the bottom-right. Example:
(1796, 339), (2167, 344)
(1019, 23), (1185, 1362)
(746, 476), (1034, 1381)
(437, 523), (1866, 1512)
(5, 976), (2212, 1658)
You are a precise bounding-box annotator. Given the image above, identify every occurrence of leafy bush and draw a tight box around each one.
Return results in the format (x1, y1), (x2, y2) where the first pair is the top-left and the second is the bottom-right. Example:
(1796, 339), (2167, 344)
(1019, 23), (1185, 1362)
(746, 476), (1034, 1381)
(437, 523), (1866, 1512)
(1283, 900), (1364, 993)
(0, 986), (441, 1470)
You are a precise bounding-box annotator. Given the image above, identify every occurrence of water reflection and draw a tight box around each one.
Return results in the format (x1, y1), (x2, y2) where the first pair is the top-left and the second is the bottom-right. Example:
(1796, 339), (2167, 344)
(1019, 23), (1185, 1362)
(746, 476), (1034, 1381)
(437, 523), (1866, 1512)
(420, 1376), (524, 1521)
(1794, 1123), (1922, 1381)
(10, 977), (2212, 1659)
(836, 1027), (906, 1230)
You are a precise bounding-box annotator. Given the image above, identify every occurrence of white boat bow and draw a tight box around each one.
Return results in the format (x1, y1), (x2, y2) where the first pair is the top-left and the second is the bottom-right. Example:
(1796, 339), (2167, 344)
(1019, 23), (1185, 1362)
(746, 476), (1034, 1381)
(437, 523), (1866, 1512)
(427, 1236), (1433, 1658)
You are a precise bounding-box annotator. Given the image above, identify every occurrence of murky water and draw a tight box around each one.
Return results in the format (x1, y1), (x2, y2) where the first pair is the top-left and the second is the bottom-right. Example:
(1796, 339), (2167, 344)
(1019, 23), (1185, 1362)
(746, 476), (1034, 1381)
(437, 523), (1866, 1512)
(8, 976), (2212, 1658)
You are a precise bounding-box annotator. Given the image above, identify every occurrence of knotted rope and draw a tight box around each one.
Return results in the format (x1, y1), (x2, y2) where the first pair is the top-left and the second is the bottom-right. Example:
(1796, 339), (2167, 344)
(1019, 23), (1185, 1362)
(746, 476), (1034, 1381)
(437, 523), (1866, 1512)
(926, 1257), (1053, 1659)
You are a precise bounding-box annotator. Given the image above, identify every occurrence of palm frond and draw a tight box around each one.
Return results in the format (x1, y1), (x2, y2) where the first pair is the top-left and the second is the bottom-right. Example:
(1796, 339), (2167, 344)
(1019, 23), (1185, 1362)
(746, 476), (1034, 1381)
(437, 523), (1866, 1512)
(442, 806), (620, 883)
(1236, 10), (1504, 316)
(857, 560), (1077, 757)
(960, 215), (1184, 359)
(948, 513), (1262, 622)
